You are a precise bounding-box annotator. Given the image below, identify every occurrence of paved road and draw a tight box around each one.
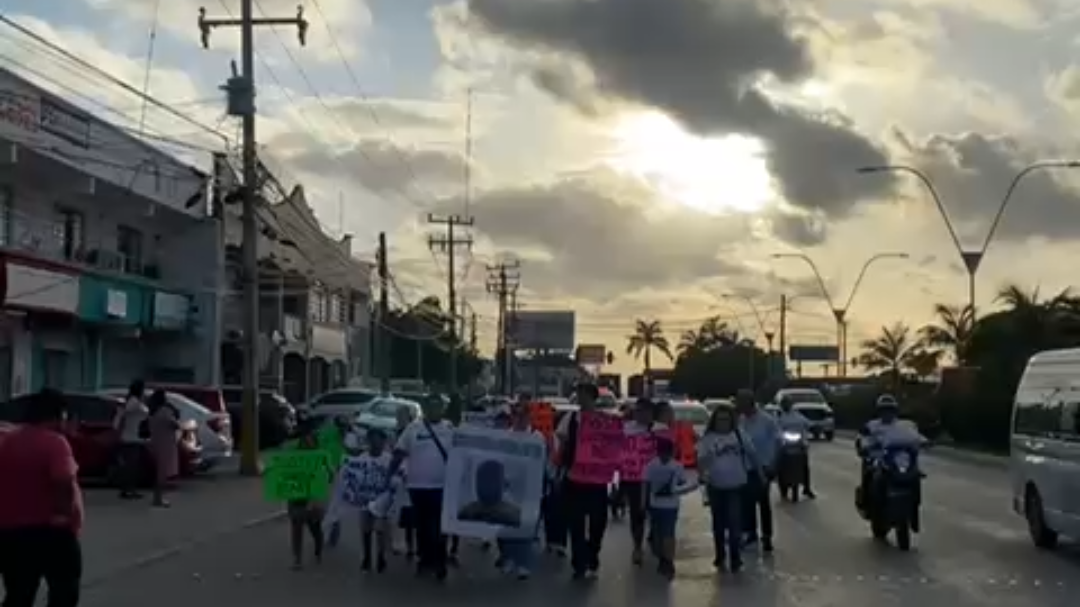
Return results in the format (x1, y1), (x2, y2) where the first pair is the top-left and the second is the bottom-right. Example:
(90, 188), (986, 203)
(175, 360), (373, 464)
(79, 442), (1079, 607)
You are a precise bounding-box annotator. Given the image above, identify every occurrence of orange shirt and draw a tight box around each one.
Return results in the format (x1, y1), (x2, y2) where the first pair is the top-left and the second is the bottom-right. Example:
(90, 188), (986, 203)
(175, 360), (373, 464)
(0, 426), (82, 533)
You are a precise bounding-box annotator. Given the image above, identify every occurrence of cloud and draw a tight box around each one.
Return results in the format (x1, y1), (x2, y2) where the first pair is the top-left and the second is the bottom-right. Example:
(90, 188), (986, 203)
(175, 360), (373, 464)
(889, 130), (1080, 244)
(467, 0), (898, 220)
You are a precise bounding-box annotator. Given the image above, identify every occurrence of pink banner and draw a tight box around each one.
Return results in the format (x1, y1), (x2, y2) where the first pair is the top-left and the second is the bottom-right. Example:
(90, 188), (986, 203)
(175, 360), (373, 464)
(569, 411), (625, 484)
(621, 430), (672, 481)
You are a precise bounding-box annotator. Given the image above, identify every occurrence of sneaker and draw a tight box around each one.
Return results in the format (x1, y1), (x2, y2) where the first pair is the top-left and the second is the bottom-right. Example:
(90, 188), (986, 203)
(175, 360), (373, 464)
(500, 561), (516, 576)
(585, 568), (599, 580)
(516, 567), (531, 580)
(571, 568), (587, 580)
(554, 545), (568, 558)
(804, 489), (817, 499)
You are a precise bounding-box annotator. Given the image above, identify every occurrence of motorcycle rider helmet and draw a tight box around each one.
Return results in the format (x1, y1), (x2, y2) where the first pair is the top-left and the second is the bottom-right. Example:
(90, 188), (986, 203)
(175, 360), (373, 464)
(875, 394), (899, 410)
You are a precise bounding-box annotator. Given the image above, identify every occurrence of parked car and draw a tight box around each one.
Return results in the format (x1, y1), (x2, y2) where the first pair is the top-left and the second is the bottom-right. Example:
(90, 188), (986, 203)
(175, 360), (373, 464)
(153, 384), (228, 414)
(103, 390), (232, 470)
(352, 397), (423, 444)
(300, 388), (382, 423)
(0, 392), (201, 484)
(220, 386), (297, 450)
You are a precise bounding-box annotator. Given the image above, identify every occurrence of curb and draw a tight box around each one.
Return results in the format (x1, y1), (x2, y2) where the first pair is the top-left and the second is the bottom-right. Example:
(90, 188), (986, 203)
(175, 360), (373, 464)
(82, 510), (286, 589)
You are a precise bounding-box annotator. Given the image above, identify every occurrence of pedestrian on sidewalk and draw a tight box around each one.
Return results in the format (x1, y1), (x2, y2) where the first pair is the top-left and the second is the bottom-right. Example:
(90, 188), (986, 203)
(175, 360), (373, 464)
(114, 379), (149, 500)
(148, 390), (180, 508)
(0, 389), (83, 607)
(389, 395), (453, 581)
(556, 382), (610, 580)
(697, 402), (761, 573)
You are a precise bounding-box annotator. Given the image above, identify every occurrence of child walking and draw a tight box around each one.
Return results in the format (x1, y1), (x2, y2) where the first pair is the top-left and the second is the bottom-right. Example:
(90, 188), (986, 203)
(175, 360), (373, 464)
(642, 437), (696, 579)
(287, 417), (329, 570)
(350, 429), (392, 572)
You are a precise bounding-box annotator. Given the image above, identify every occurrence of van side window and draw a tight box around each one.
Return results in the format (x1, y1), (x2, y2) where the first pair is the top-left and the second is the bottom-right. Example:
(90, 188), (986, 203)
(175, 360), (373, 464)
(1061, 401), (1080, 438)
(1013, 390), (1062, 437)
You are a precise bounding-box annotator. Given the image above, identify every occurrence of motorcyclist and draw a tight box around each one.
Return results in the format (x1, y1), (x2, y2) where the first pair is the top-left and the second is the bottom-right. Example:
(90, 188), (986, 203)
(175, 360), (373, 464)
(856, 394), (923, 516)
(777, 397), (815, 499)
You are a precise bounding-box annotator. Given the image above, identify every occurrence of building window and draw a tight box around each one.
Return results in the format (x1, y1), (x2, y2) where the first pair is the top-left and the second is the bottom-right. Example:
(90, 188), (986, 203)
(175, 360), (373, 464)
(0, 186), (11, 247)
(309, 287), (329, 323)
(116, 225), (143, 273)
(55, 207), (84, 261)
(330, 293), (344, 324)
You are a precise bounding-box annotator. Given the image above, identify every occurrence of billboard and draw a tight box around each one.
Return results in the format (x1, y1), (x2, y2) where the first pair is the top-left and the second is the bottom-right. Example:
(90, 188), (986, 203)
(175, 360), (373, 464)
(789, 344), (839, 362)
(510, 310), (575, 351)
(575, 344), (607, 365)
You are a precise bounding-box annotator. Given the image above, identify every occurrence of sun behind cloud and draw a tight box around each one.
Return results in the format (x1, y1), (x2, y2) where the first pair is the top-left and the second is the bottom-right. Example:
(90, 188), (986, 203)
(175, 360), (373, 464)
(606, 112), (775, 214)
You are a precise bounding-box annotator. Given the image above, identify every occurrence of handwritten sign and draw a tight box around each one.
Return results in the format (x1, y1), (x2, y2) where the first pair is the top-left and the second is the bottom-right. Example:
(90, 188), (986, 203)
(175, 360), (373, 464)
(672, 422), (697, 468)
(621, 429), (674, 481)
(264, 450), (331, 502)
(528, 402), (555, 438)
(570, 411), (625, 484)
(339, 456), (390, 507)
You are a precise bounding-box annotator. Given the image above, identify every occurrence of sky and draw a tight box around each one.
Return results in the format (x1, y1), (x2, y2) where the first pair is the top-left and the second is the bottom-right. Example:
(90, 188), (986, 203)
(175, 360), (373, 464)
(4, 0), (1080, 378)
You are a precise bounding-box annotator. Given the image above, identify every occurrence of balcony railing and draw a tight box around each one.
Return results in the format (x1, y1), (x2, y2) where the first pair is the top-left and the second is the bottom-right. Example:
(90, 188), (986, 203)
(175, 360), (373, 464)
(0, 203), (162, 280)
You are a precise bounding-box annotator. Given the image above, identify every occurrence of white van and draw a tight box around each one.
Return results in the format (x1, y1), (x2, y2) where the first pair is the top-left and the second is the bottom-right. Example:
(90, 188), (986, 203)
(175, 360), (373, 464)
(1010, 347), (1080, 549)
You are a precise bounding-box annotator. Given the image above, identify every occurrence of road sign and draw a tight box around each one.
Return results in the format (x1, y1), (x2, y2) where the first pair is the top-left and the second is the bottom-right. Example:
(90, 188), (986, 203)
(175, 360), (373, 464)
(789, 344), (839, 362)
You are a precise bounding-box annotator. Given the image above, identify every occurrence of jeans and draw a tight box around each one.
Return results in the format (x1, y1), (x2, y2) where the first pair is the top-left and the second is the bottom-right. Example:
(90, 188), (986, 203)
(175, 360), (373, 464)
(743, 474), (773, 541)
(497, 538), (535, 571)
(408, 488), (447, 573)
(707, 486), (743, 567)
(563, 480), (608, 573)
(621, 481), (648, 549)
(0, 526), (82, 607)
(542, 491), (567, 548)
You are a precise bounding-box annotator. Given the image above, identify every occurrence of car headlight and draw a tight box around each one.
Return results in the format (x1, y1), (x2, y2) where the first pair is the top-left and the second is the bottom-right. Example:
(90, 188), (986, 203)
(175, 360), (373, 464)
(782, 432), (802, 442)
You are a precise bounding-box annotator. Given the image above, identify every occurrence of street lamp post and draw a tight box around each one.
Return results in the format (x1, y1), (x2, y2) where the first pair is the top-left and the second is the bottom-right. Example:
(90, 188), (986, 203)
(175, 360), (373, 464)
(718, 294), (773, 350)
(856, 161), (1080, 315)
(772, 252), (909, 376)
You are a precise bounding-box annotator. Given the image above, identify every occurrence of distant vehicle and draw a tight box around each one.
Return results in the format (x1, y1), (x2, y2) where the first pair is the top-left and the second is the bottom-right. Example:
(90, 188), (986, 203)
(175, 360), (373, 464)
(103, 389), (233, 470)
(763, 403), (782, 417)
(774, 388), (829, 407)
(1009, 347), (1080, 549)
(354, 397), (423, 440)
(703, 398), (734, 413)
(300, 388), (382, 422)
(793, 402), (835, 441)
(220, 386), (297, 449)
(670, 401), (710, 437)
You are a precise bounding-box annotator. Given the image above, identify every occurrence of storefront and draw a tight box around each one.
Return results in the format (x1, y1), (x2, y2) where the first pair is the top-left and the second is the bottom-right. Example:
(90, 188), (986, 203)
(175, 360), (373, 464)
(77, 275), (148, 389)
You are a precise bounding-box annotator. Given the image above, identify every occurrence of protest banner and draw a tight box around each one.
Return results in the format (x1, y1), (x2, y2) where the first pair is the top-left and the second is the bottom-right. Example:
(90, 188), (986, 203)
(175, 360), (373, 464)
(442, 426), (545, 540)
(672, 422), (697, 468)
(337, 455), (391, 507)
(462, 411), (498, 428)
(621, 429), (673, 481)
(264, 449), (331, 502)
(569, 411), (625, 484)
(528, 402), (554, 438)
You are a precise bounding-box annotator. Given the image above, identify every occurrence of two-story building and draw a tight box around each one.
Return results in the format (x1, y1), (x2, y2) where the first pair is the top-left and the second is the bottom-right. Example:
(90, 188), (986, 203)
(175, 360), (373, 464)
(220, 177), (372, 405)
(0, 67), (221, 396)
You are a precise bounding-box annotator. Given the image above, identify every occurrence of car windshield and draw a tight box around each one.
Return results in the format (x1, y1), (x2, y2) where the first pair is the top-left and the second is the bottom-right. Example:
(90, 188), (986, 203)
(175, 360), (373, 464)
(313, 391), (379, 407)
(367, 400), (411, 418)
(783, 390), (826, 404)
(673, 406), (710, 425)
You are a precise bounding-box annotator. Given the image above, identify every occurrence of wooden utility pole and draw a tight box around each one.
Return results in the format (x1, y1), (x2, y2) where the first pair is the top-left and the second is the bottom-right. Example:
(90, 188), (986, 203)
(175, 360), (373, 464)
(427, 214), (473, 392)
(377, 232), (390, 395)
(779, 294), (788, 380)
(197, 3), (307, 476)
(486, 260), (520, 394)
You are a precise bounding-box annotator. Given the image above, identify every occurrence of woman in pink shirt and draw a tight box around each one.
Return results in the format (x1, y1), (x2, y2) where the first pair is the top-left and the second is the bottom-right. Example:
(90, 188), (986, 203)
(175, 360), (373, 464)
(0, 389), (82, 607)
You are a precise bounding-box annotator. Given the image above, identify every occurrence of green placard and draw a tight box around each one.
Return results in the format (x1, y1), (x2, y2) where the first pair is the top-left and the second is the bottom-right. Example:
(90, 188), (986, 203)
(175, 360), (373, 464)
(263, 450), (331, 502)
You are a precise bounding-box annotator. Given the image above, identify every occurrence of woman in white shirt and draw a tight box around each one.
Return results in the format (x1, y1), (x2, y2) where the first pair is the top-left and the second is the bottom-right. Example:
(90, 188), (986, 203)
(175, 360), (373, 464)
(114, 380), (149, 500)
(389, 395), (454, 581)
(696, 403), (762, 573)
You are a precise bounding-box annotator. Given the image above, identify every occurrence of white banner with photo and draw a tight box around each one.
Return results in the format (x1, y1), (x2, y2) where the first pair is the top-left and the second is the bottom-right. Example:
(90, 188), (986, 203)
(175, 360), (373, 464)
(441, 426), (545, 540)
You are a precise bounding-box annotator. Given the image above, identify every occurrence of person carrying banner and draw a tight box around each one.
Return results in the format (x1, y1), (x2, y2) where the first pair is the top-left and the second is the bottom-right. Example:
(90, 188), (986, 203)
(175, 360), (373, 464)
(495, 402), (546, 579)
(555, 382), (610, 580)
(351, 428), (392, 572)
(388, 395), (454, 581)
(285, 413), (330, 570)
(621, 397), (657, 565)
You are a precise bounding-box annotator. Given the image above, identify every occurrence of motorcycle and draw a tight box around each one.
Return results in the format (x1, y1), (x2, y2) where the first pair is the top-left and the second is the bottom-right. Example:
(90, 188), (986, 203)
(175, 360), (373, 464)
(858, 445), (921, 551)
(777, 430), (808, 502)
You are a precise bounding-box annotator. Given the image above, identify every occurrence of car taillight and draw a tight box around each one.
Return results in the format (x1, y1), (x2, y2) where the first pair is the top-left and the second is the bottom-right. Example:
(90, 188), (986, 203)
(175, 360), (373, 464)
(208, 416), (230, 434)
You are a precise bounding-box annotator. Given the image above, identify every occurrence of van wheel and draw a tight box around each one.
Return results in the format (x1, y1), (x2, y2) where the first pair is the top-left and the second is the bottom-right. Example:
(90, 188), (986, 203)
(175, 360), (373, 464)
(1025, 488), (1058, 550)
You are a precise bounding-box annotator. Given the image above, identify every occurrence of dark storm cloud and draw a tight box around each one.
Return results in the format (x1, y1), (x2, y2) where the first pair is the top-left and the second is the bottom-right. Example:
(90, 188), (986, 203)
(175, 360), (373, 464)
(429, 175), (756, 299)
(891, 130), (1080, 245)
(469, 0), (897, 218)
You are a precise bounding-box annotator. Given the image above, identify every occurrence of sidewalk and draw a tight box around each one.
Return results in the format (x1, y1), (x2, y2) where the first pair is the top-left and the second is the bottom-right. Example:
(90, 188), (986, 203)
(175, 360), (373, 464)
(81, 461), (284, 586)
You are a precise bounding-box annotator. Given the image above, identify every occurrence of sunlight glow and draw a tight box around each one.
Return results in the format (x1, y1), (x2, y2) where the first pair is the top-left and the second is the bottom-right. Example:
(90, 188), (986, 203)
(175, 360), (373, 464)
(607, 112), (774, 214)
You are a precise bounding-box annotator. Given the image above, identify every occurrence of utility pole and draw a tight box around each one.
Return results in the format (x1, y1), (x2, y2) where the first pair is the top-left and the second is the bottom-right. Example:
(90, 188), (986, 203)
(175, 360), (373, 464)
(779, 294), (787, 380)
(376, 232), (390, 395)
(427, 214), (473, 392)
(486, 260), (520, 395)
(197, 4), (308, 476)
(508, 286), (519, 394)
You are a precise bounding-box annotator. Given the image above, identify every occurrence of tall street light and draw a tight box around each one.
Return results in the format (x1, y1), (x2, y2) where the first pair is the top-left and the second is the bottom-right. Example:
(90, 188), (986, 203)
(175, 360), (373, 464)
(856, 161), (1080, 315)
(716, 293), (772, 350)
(772, 252), (910, 376)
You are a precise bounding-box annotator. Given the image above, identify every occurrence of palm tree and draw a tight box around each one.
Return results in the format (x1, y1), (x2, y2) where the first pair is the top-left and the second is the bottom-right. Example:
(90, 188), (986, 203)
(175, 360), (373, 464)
(857, 322), (924, 389)
(676, 316), (737, 357)
(626, 319), (673, 389)
(919, 303), (975, 365)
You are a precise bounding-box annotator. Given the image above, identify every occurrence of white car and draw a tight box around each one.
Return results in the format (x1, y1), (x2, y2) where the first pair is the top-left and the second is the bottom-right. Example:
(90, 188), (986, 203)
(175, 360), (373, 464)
(102, 390), (233, 471)
(301, 388), (383, 422)
(670, 401), (710, 437)
(353, 397), (423, 443)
